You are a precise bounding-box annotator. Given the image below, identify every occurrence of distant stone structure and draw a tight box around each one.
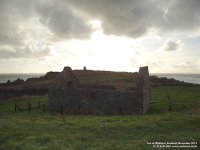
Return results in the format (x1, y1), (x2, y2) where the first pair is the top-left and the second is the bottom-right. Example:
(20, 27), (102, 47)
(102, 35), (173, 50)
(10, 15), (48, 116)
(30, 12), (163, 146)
(83, 66), (87, 71)
(48, 66), (150, 115)
(55, 66), (80, 88)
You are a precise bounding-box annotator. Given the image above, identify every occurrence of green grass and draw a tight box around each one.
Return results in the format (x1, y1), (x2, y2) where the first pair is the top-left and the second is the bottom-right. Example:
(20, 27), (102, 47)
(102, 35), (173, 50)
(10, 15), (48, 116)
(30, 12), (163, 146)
(150, 86), (200, 114)
(33, 70), (137, 90)
(74, 70), (137, 90)
(0, 86), (199, 150)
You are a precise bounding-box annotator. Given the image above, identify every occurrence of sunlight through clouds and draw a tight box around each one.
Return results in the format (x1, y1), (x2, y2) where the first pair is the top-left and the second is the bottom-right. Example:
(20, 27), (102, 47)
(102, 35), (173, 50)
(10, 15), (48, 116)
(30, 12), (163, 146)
(0, 0), (199, 73)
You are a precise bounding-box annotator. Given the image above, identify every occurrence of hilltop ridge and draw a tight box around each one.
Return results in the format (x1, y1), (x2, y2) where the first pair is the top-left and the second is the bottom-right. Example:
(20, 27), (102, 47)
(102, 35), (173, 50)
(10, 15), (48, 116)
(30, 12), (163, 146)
(0, 69), (198, 101)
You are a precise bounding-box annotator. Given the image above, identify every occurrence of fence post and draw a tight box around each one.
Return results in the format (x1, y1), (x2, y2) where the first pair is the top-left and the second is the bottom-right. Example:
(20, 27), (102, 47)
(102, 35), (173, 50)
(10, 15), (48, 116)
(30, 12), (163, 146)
(28, 101), (31, 113)
(60, 104), (63, 114)
(167, 95), (173, 112)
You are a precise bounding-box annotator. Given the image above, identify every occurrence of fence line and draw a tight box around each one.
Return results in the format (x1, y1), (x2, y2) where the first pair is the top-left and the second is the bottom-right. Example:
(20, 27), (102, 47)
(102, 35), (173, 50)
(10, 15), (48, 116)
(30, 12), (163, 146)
(14, 101), (47, 113)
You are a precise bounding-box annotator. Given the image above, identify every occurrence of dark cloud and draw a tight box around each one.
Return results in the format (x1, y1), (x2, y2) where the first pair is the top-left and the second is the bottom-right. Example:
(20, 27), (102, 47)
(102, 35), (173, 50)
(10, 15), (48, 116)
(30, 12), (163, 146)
(0, 0), (200, 53)
(0, 0), (52, 59)
(67, 0), (163, 37)
(36, 1), (92, 40)
(162, 39), (183, 51)
(67, 0), (200, 37)
(0, 0), (31, 46)
(162, 0), (200, 31)
(0, 0), (92, 59)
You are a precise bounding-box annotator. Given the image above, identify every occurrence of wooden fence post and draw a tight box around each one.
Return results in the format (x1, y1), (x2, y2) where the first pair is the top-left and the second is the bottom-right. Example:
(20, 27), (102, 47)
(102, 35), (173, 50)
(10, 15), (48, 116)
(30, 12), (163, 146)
(167, 95), (173, 112)
(28, 101), (31, 113)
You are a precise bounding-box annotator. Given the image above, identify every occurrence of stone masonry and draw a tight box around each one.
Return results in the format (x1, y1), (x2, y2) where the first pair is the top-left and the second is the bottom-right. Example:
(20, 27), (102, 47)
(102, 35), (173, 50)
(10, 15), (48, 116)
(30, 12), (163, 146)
(48, 66), (150, 115)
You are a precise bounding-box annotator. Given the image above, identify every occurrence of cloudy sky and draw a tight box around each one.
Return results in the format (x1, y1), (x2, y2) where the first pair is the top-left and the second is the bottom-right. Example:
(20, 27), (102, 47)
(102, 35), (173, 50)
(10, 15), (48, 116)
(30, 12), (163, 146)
(0, 0), (200, 73)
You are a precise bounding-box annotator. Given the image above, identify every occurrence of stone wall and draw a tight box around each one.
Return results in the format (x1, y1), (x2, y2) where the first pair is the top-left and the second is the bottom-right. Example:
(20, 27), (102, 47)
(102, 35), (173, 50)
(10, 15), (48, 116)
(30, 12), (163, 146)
(0, 88), (47, 100)
(48, 66), (150, 115)
(49, 87), (139, 114)
(135, 66), (150, 114)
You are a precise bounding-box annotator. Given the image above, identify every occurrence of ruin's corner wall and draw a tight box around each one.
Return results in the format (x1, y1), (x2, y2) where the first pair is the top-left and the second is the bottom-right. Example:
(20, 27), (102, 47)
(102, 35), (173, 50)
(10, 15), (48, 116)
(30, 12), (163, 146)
(135, 66), (150, 114)
(48, 66), (151, 115)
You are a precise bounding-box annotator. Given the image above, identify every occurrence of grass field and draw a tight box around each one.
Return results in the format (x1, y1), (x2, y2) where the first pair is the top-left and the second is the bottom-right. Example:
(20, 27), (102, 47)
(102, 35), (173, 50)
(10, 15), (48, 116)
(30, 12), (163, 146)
(31, 70), (137, 90)
(0, 86), (199, 150)
(75, 70), (137, 90)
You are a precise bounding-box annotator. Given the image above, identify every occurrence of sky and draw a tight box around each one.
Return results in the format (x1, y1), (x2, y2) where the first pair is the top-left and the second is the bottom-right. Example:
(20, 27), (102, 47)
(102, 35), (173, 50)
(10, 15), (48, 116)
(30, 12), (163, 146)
(0, 0), (200, 73)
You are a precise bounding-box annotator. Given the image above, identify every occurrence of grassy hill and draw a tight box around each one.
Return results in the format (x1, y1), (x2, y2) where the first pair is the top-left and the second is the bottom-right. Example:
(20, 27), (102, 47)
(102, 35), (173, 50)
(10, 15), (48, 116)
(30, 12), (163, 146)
(0, 70), (138, 92)
(1, 69), (193, 93)
(74, 70), (138, 90)
(0, 85), (199, 149)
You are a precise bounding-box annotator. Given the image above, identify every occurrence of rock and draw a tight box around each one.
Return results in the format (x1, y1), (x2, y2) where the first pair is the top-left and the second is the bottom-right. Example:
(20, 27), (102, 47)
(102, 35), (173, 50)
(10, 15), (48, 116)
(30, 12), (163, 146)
(13, 78), (25, 85)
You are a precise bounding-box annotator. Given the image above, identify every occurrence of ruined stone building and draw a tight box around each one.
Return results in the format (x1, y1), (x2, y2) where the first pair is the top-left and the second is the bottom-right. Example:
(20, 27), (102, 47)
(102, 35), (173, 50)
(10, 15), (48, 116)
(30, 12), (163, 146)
(48, 66), (150, 115)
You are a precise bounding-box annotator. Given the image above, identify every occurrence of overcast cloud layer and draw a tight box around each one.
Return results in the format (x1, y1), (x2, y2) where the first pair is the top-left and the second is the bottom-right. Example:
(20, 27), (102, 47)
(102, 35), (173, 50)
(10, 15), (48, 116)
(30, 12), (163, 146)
(67, 0), (200, 36)
(0, 0), (200, 73)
